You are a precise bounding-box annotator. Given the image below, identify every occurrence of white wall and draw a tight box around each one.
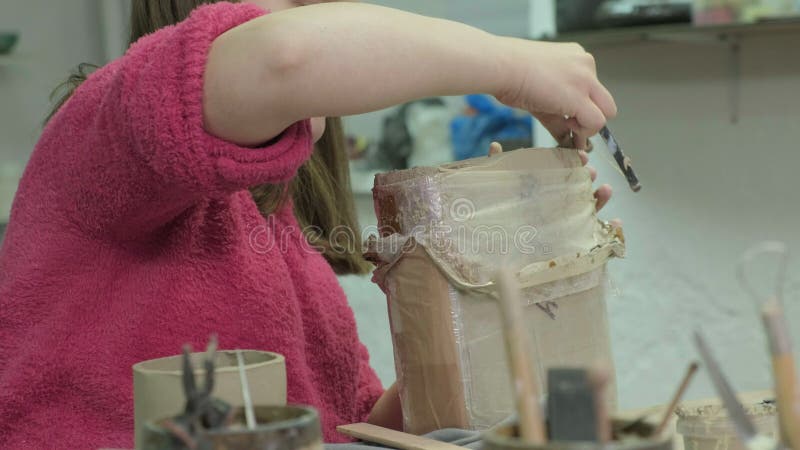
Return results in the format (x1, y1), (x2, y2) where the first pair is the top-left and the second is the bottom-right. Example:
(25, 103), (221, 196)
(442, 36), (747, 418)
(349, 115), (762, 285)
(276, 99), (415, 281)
(591, 33), (800, 409)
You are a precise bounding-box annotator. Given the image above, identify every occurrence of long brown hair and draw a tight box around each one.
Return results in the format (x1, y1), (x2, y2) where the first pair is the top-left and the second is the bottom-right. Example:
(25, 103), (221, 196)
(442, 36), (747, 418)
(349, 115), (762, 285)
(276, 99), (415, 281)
(49, 0), (370, 275)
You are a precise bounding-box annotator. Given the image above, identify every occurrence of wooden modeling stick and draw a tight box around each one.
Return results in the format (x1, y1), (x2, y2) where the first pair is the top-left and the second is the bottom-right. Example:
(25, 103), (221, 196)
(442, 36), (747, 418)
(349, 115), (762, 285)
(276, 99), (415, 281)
(337, 423), (467, 450)
(495, 270), (546, 444)
(588, 366), (612, 443)
(762, 298), (800, 449)
(654, 362), (699, 437)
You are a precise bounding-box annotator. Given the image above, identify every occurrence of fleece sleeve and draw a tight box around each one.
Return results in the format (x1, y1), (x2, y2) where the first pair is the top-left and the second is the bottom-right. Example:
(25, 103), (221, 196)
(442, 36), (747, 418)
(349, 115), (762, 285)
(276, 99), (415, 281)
(40, 2), (312, 235)
(354, 343), (386, 423)
(117, 2), (313, 193)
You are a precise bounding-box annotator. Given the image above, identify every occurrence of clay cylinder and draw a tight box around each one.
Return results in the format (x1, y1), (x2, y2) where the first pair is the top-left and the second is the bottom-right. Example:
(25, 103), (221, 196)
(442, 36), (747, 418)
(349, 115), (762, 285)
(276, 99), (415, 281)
(370, 148), (624, 434)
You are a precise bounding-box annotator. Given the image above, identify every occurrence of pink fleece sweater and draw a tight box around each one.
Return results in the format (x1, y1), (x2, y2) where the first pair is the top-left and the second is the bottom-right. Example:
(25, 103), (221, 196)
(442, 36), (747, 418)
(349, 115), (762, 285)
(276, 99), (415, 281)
(0, 3), (384, 448)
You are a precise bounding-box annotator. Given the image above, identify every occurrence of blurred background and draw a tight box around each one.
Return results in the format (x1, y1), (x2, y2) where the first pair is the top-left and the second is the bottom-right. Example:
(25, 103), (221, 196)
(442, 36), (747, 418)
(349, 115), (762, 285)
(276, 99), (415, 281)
(2, 0), (800, 412)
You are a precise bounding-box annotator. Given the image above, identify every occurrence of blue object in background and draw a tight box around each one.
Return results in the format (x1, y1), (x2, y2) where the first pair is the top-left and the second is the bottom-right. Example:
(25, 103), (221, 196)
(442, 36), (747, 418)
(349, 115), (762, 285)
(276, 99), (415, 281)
(450, 94), (534, 160)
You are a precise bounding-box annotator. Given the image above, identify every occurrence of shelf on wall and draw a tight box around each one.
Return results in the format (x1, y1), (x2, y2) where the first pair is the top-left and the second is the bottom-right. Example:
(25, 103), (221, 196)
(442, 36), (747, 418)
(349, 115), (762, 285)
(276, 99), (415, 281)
(544, 18), (800, 124)
(549, 18), (800, 47)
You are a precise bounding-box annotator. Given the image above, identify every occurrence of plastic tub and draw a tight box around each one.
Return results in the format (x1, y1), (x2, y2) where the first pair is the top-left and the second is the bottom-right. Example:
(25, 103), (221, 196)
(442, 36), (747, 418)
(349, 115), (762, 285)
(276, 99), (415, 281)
(483, 420), (672, 450)
(133, 350), (286, 448)
(142, 405), (322, 450)
(676, 402), (777, 450)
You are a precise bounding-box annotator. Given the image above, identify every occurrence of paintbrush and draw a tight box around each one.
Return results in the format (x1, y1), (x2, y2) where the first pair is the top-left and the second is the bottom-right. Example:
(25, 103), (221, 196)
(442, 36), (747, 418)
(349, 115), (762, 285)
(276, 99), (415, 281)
(338, 423), (468, 450)
(599, 126), (641, 192)
(236, 350), (257, 429)
(737, 242), (800, 449)
(495, 270), (546, 444)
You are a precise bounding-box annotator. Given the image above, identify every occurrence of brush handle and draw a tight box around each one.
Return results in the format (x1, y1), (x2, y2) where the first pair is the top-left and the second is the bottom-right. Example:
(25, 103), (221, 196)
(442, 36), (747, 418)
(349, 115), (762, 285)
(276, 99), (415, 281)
(496, 271), (546, 444)
(763, 304), (800, 449)
(599, 126), (641, 192)
(236, 350), (257, 429)
(589, 368), (612, 443)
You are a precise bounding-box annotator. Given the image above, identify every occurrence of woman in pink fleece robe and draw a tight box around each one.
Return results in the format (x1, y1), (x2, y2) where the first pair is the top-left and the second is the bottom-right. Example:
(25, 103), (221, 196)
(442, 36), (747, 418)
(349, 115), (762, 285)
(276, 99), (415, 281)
(0, 1), (617, 448)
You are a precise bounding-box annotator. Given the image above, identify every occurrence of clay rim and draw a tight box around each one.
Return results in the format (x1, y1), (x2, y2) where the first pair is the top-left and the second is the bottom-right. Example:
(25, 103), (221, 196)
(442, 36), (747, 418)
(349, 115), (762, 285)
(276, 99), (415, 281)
(482, 424), (672, 450)
(132, 350), (286, 375)
(146, 405), (322, 445)
(202, 405), (321, 439)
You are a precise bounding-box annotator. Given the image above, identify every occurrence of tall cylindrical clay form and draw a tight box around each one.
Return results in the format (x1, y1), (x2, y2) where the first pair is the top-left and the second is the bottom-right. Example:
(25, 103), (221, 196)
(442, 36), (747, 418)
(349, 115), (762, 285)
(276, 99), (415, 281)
(368, 148), (625, 434)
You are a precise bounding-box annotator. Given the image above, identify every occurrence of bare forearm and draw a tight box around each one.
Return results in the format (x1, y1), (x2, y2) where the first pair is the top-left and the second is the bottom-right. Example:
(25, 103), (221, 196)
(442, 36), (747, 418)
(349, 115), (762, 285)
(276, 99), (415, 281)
(205, 3), (510, 145)
(367, 382), (403, 431)
(262, 3), (508, 116)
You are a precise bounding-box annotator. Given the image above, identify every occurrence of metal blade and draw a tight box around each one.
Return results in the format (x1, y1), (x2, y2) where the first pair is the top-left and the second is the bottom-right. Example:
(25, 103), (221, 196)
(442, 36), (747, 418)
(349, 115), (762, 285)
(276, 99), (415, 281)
(694, 331), (758, 442)
(599, 126), (641, 192)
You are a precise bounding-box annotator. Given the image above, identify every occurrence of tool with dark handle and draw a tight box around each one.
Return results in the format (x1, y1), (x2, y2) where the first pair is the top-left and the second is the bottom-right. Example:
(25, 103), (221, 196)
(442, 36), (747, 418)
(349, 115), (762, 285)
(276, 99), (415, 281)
(548, 368), (597, 442)
(599, 126), (641, 192)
